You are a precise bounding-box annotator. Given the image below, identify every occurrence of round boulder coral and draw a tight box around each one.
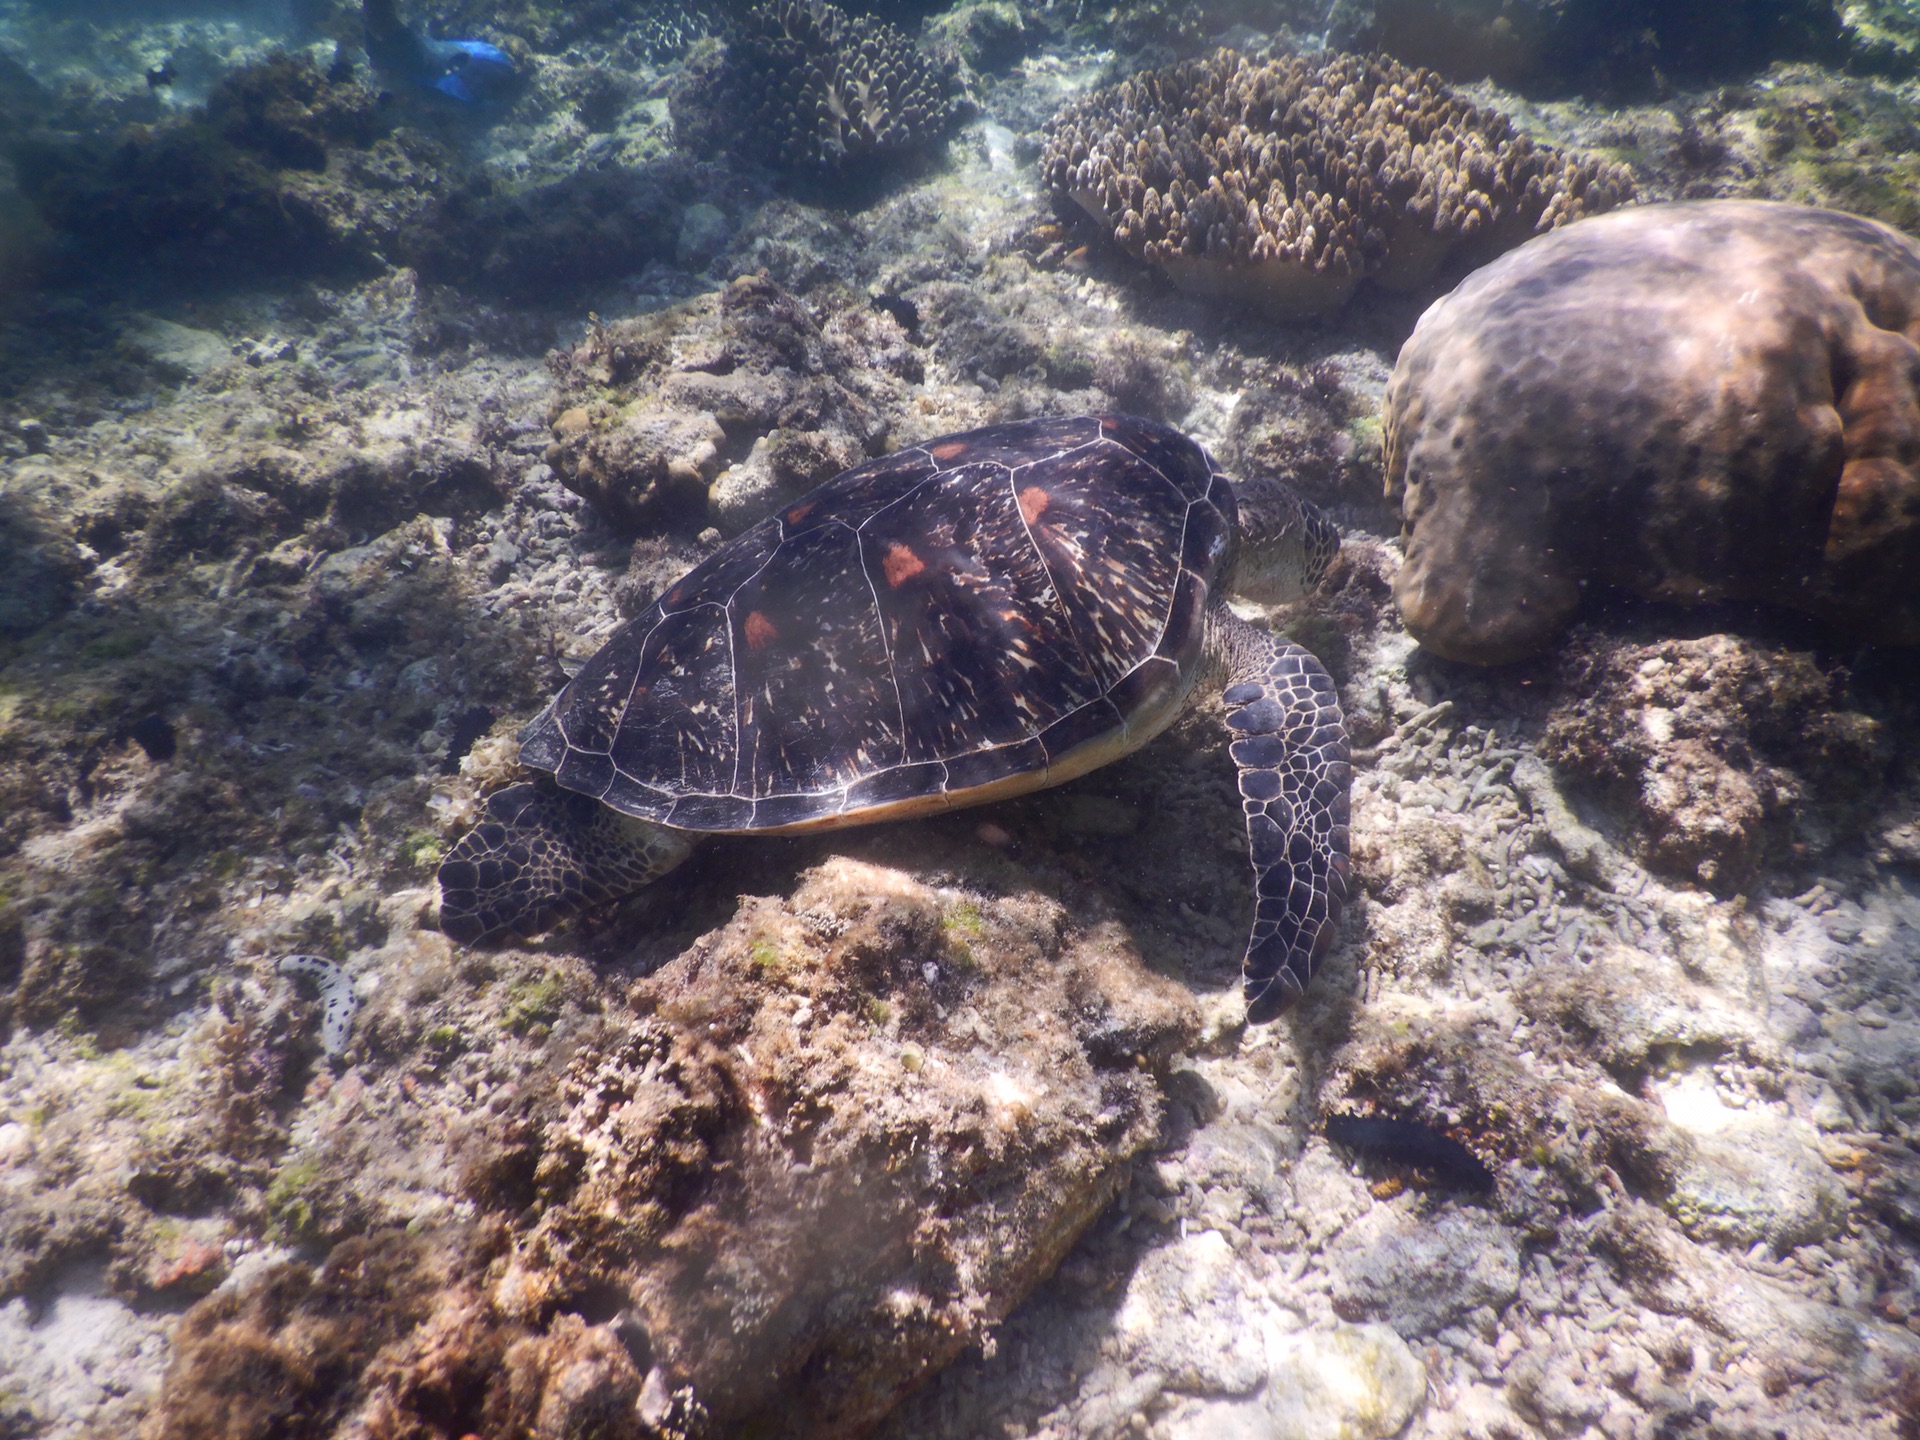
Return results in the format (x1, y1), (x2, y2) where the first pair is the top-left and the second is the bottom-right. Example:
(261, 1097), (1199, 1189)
(1385, 200), (1920, 664)
(1040, 48), (1634, 318)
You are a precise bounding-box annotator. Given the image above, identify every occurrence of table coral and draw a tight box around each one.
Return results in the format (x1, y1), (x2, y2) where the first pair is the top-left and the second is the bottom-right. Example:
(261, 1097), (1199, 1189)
(1040, 48), (1633, 318)
(1386, 199), (1920, 664)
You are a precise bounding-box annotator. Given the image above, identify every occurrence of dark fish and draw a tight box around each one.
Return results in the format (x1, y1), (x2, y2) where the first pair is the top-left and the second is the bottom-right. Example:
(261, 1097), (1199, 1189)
(1325, 1112), (1496, 1192)
(363, 0), (517, 105)
(146, 62), (175, 88)
(122, 713), (176, 763)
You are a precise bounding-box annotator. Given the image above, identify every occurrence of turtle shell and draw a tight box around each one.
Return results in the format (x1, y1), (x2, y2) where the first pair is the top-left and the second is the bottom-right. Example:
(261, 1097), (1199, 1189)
(519, 414), (1236, 833)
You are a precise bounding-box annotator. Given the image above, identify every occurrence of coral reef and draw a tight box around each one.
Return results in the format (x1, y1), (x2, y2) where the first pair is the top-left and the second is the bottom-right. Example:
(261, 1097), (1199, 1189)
(671, 1), (965, 184)
(8, 54), (441, 284)
(1040, 48), (1633, 318)
(541, 273), (915, 529)
(1387, 199), (1920, 664)
(4, 7), (1920, 1437)
(633, 0), (729, 62)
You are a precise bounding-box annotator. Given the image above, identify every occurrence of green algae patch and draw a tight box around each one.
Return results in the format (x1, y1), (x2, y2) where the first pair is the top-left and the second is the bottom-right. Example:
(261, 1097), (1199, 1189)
(400, 830), (443, 872)
(500, 968), (567, 1036)
(264, 1156), (327, 1242)
(78, 629), (149, 662)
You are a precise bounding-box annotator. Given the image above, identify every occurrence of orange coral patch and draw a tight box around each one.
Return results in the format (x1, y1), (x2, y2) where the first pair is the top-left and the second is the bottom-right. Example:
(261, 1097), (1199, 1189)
(744, 611), (779, 650)
(882, 542), (927, 587)
(930, 440), (970, 461)
(1018, 485), (1050, 524)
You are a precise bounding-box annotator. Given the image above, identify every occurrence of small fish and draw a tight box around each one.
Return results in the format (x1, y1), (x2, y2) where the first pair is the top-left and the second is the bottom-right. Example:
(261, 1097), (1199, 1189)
(146, 62), (175, 89)
(1325, 1111), (1496, 1192)
(363, 0), (517, 105)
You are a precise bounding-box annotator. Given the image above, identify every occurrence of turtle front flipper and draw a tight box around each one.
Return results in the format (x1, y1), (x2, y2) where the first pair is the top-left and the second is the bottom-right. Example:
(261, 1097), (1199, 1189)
(436, 782), (696, 945)
(1212, 612), (1352, 1021)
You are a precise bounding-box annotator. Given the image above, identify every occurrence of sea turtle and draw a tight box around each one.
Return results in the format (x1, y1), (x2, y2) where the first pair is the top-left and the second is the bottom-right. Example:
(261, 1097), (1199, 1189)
(438, 414), (1351, 1020)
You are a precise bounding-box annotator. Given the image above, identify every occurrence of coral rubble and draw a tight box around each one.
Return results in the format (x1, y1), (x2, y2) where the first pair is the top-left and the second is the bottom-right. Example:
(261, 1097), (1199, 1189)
(1040, 48), (1634, 317)
(1387, 198), (1920, 665)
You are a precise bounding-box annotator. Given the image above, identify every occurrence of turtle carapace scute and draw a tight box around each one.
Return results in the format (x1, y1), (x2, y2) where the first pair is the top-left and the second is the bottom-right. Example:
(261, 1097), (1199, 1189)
(438, 414), (1351, 1021)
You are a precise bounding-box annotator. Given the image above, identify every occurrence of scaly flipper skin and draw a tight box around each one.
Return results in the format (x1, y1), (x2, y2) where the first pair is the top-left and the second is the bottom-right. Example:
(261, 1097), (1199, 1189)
(437, 782), (695, 945)
(1214, 610), (1352, 1021)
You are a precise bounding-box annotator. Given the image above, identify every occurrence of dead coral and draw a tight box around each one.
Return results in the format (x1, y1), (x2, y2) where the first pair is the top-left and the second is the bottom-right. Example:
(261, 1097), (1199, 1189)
(1541, 632), (1887, 888)
(1041, 48), (1634, 317)
(543, 274), (908, 530)
(150, 1231), (457, 1440)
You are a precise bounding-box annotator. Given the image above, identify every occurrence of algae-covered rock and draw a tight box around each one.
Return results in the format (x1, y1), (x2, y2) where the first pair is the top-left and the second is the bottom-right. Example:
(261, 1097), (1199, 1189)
(543, 274), (907, 530)
(151, 857), (1198, 1438)
(1540, 632), (1887, 888)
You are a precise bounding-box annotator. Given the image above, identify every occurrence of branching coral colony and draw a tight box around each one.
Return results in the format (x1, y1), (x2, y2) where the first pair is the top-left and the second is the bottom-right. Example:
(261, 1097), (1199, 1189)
(701, 1), (964, 177)
(1042, 48), (1635, 317)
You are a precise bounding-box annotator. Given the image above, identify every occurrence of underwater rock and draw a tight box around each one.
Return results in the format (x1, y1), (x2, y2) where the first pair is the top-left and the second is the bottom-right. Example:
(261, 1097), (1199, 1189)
(1110, 1231), (1427, 1439)
(670, 0), (966, 185)
(925, 1), (1032, 73)
(1386, 200), (1920, 664)
(544, 274), (904, 530)
(1041, 48), (1633, 318)
(1660, 1104), (1847, 1252)
(151, 857), (1195, 1439)
(1540, 632), (1887, 888)
(1327, 1206), (1521, 1337)
(675, 201), (731, 268)
(0, 499), (81, 641)
(402, 163), (688, 301)
(480, 864), (1190, 1436)
(552, 405), (727, 531)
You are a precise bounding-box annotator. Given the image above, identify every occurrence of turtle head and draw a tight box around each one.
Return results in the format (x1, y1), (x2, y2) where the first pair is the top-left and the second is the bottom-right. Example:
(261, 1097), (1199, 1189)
(437, 782), (696, 944)
(1229, 474), (1340, 605)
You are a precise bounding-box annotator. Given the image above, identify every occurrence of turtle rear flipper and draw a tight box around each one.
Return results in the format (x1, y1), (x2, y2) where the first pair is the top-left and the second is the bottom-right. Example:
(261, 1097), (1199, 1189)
(436, 782), (696, 945)
(1213, 613), (1352, 1021)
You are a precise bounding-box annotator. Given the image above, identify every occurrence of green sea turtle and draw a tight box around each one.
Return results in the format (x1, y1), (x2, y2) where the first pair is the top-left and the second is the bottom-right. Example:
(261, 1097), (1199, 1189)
(438, 414), (1350, 1019)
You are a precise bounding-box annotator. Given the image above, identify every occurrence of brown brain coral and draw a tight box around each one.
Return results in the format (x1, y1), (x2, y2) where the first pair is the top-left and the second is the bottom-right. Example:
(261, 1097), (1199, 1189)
(1040, 48), (1634, 317)
(1385, 199), (1920, 665)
